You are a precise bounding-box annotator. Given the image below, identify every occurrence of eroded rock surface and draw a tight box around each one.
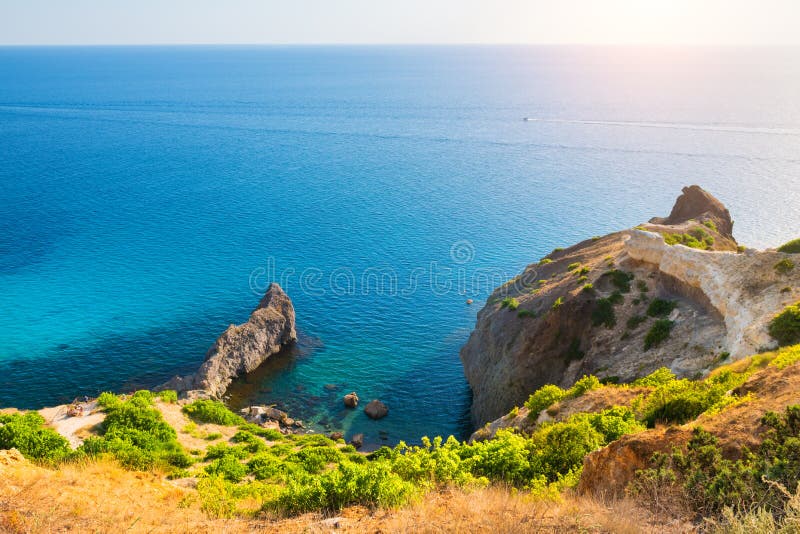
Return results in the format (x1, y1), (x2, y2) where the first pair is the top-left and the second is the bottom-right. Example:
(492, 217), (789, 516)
(163, 283), (296, 398)
(460, 186), (799, 427)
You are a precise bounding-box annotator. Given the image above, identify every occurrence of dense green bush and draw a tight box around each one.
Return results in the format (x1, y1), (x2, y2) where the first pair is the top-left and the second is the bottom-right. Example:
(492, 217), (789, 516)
(663, 227), (715, 250)
(778, 239), (800, 254)
(644, 319), (674, 350)
(81, 390), (192, 472)
(603, 270), (634, 293)
(524, 385), (566, 418)
(637, 370), (746, 427)
(647, 298), (677, 318)
(633, 367), (676, 387)
(775, 259), (796, 275)
(768, 304), (800, 346)
(183, 400), (246, 426)
(0, 412), (72, 465)
(592, 298), (617, 328)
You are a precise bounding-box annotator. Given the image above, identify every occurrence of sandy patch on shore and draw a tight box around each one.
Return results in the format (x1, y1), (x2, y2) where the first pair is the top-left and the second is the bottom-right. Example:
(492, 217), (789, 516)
(39, 401), (105, 449)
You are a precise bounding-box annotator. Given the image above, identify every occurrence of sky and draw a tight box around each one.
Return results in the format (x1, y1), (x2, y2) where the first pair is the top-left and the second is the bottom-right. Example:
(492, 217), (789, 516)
(0, 0), (799, 46)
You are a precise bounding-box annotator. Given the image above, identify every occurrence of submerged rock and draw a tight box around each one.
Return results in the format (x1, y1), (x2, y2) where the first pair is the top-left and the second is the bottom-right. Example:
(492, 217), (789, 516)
(161, 283), (296, 398)
(364, 400), (388, 420)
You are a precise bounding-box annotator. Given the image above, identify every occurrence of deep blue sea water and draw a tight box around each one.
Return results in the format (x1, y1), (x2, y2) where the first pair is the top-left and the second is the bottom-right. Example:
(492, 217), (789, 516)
(1, 46), (799, 445)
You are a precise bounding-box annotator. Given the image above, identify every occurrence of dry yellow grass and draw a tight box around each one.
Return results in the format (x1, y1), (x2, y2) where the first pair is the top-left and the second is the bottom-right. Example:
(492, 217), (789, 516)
(0, 456), (691, 534)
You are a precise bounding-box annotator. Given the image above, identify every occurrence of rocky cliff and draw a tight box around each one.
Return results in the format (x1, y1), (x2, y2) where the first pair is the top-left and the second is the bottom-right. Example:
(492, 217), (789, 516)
(460, 186), (800, 427)
(163, 283), (297, 398)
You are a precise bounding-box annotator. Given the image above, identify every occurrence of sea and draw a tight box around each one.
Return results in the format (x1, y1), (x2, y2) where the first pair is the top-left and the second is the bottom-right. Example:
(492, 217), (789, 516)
(1, 45), (799, 446)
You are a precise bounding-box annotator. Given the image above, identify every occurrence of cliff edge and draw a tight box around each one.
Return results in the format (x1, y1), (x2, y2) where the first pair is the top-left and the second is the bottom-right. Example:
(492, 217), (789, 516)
(460, 186), (800, 427)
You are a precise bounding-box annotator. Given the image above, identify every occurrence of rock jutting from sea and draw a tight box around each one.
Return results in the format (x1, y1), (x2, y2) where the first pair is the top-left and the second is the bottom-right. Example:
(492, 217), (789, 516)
(162, 282), (297, 399)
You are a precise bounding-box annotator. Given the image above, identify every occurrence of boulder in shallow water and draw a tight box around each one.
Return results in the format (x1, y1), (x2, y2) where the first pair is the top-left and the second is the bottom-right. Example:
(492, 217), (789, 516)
(364, 400), (388, 420)
(343, 392), (359, 408)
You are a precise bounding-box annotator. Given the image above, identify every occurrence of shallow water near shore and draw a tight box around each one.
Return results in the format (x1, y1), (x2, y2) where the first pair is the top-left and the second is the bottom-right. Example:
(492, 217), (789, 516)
(1, 45), (799, 443)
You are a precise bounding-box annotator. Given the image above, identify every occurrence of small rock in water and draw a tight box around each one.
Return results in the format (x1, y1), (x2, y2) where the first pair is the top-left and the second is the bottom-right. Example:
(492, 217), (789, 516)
(343, 392), (359, 408)
(329, 431), (344, 441)
(350, 433), (364, 449)
(324, 383), (338, 391)
(364, 399), (388, 420)
(466, 299), (473, 305)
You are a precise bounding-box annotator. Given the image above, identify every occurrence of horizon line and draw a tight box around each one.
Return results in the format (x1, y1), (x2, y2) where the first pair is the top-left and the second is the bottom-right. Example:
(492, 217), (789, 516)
(1, 42), (799, 48)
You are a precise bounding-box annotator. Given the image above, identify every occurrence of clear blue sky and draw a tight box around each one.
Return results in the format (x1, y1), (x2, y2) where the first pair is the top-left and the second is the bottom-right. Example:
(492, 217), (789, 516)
(1, 0), (799, 46)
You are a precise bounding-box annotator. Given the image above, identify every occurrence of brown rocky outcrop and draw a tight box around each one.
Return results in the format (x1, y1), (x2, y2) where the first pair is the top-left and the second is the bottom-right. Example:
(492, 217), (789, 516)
(162, 283), (296, 398)
(364, 400), (388, 420)
(460, 186), (799, 428)
(649, 184), (734, 238)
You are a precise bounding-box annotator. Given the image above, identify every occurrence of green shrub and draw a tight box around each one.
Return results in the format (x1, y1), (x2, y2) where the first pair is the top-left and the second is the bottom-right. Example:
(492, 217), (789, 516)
(80, 392), (192, 471)
(647, 298), (677, 317)
(778, 239), (800, 254)
(239, 423), (284, 441)
(633, 367), (676, 387)
(603, 270), (634, 293)
(638, 370), (746, 427)
(270, 460), (417, 515)
(581, 283), (594, 293)
(768, 304), (800, 346)
(608, 290), (624, 305)
(775, 259), (796, 275)
(567, 262), (581, 272)
(592, 298), (616, 328)
(663, 230), (714, 250)
(524, 385), (567, 419)
(500, 297), (520, 311)
(0, 412), (72, 465)
(182, 400), (245, 426)
(517, 309), (537, 318)
(97, 391), (122, 409)
(626, 315), (647, 330)
(569, 375), (601, 397)
(703, 220), (718, 232)
(157, 390), (178, 403)
(644, 319), (674, 350)
(206, 453), (248, 482)
(539, 258), (553, 265)
(551, 297), (564, 310)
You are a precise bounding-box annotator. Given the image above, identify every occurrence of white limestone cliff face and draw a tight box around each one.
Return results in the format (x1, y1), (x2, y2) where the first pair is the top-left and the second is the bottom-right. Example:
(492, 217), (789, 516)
(626, 230), (798, 358)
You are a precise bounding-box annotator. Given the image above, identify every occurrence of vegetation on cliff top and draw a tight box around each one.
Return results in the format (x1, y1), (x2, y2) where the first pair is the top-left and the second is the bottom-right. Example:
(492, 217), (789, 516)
(778, 238), (800, 254)
(4, 344), (800, 526)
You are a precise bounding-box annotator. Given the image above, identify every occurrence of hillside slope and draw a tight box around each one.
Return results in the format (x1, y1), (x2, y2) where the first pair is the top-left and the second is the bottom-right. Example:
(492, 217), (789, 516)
(461, 186), (800, 426)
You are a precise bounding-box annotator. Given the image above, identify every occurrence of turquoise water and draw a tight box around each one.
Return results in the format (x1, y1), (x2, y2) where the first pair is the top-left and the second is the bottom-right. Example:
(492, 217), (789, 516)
(1, 46), (799, 445)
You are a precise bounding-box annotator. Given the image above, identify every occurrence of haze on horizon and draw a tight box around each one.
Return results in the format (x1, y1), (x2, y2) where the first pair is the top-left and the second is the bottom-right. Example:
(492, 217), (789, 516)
(1, 0), (799, 46)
